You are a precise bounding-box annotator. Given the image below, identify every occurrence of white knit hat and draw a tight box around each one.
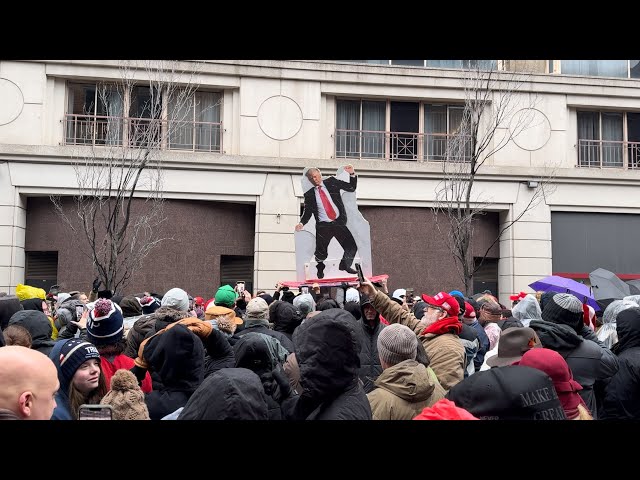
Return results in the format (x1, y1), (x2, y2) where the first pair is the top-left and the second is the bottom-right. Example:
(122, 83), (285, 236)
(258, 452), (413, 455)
(345, 287), (360, 303)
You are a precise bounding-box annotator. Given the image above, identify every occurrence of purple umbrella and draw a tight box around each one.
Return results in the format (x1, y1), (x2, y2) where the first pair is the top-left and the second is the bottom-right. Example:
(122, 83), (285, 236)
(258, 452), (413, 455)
(528, 275), (599, 311)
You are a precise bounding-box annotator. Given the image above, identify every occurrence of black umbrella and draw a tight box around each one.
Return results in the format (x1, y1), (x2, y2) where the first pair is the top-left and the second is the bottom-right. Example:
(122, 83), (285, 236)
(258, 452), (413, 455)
(589, 268), (630, 305)
(625, 280), (640, 295)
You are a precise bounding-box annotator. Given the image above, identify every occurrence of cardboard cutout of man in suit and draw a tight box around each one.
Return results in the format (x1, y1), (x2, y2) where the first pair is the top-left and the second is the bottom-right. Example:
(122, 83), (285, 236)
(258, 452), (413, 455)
(295, 165), (359, 279)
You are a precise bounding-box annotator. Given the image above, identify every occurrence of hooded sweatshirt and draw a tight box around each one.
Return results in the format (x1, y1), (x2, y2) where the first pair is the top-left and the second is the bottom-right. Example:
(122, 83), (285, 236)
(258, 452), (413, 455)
(269, 301), (303, 339)
(358, 295), (385, 393)
(143, 324), (204, 420)
(602, 308), (640, 419)
(9, 310), (56, 355)
(178, 368), (269, 420)
(284, 309), (372, 420)
(367, 359), (446, 420)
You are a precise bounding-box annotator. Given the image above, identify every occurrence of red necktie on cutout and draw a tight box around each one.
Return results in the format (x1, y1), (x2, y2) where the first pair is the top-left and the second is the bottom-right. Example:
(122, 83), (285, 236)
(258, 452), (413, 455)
(318, 186), (337, 221)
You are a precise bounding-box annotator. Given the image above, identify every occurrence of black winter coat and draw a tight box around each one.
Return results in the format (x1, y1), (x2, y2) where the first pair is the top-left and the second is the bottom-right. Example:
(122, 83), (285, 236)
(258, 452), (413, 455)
(231, 321), (295, 353)
(178, 368), (269, 420)
(142, 324), (204, 420)
(282, 309), (372, 420)
(357, 320), (384, 394)
(602, 308), (640, 419)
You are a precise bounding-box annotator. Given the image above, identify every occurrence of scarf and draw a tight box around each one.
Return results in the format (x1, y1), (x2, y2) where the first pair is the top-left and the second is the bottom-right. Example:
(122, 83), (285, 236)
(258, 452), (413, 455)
(422, 316), (462, 336)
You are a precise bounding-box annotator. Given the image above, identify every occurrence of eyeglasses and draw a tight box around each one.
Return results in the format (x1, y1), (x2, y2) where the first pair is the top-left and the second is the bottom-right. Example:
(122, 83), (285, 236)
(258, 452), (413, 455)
(425, 304), (445, 314)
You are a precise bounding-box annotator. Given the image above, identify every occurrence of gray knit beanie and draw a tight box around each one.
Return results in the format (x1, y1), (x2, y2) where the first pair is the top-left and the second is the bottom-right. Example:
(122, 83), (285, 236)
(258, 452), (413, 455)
(161, 288), (189, 312)
(377, 324), (417, 366)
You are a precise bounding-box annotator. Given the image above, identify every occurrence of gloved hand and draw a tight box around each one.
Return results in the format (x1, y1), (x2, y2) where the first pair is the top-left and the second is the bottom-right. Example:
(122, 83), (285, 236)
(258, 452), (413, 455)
(130, 365), (148, 385)
(92, 277), (102, 292)
(271, 364), (294, 403)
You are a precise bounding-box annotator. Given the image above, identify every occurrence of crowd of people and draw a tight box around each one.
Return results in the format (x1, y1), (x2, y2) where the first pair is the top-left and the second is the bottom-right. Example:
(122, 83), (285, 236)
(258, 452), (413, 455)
(0, 275), (638, 420)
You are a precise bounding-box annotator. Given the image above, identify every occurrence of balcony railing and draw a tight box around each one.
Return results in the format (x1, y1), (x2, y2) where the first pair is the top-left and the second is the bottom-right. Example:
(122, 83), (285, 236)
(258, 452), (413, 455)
(578, 139), (640, 169)
(335, 129), (472, 162)
(63, 114), (222, 153)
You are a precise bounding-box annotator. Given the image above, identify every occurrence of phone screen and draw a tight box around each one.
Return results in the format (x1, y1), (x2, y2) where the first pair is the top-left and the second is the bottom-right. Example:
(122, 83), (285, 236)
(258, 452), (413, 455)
(301, 286), (309, 294)
(75, 305), (85, 319)
(78, 405), (113, 420)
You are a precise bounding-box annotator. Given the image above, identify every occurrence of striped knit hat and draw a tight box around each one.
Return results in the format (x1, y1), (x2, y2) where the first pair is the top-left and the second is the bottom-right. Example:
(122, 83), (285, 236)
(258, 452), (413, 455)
(87, 299), (124, 346)
(377, 323), (417, 366)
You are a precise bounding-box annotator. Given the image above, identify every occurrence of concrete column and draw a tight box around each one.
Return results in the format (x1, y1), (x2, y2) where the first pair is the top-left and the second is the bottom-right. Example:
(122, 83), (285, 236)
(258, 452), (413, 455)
(254, 173), (299, 294)
(498, 184), (552, 305)
(0, 162), (26, 294)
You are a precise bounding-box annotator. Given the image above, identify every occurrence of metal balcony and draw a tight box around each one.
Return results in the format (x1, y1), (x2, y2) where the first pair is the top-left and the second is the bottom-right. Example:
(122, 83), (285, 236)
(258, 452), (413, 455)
(63, 114), (222, 153)
(578, 139), (640, 169)
(335, 129), (472, 162)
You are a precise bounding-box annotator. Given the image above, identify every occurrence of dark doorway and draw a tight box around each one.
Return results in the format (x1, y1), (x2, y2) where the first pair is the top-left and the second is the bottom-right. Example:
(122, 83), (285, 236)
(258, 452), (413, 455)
(628, 112), (640, 168)
(473, 257), (498, 296)
(220, 255), (254, 294)
(390, 101), (419, 160)
(25, 251), (58, 293)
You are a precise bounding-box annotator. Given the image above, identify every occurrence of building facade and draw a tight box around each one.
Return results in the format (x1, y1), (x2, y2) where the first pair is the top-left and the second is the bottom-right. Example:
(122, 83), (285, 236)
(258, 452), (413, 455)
(1, 59), (640, 303)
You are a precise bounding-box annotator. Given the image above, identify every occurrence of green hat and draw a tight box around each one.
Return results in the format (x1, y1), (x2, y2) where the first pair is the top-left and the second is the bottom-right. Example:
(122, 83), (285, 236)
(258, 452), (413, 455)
(215, 285), (237, 308)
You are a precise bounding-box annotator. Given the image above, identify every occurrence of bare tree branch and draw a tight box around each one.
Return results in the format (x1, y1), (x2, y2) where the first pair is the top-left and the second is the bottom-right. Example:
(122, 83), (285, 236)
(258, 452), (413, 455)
(433, 62), (556, 296)
(50, 60), (217, 292)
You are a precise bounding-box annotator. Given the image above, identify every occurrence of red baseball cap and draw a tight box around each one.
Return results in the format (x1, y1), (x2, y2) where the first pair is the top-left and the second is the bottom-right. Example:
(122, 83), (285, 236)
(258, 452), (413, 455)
(421, 291), (460, 317)
(463, 302), (476, 319)
(194, 296), (205, 306)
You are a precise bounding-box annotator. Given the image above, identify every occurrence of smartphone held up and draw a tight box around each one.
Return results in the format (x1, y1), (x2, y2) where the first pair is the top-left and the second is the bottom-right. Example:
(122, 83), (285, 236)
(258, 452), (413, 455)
(355, 263), (365, 283)
(78, 404), (113, 420)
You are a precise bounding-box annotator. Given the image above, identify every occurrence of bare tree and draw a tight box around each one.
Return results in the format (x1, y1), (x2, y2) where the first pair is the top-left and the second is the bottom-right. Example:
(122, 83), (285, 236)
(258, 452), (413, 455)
(433, 62), (556, 296)
(51, 60), (211, 293)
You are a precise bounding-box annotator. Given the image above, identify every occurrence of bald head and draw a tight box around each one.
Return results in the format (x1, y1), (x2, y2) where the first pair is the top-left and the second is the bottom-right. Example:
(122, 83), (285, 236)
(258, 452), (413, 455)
(0, 346), (59, 420)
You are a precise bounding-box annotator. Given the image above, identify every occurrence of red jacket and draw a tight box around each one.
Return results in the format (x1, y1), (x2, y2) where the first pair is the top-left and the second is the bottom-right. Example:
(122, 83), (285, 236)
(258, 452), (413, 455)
(101, 354), (153, 393)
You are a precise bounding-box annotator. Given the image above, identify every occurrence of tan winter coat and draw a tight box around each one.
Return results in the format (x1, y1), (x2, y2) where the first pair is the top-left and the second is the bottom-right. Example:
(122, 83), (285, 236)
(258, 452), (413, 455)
(371, 290), (465, 391)
(367, 360), (445, 420)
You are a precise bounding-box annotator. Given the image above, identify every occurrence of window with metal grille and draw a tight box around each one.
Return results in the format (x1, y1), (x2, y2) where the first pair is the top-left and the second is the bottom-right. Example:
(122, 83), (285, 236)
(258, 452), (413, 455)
(220, 255), (254, 294)
(25, 251), (58, 293)
(577, 110), (640, 169)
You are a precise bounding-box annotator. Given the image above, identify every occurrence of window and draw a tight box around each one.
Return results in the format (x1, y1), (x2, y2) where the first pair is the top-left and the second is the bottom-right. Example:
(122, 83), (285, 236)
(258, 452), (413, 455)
(64, 82), (222, 152)
(577, 110), (640, 168)
(424, 104), (470, 161)
(391, 60), (424, 67)
(169, 91), (221, 151)
(66, 83), (123, 145)
(336, 99), (385, 158)
(128, 86), (163, 147)
(343, 60), (389, 65)
(427, 60), (497, 70)
(561, 60), (629, 78)
(335, 99), (471, 161)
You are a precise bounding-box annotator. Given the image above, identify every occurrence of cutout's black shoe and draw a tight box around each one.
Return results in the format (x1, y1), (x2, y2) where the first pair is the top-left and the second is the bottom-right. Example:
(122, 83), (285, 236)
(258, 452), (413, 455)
(317, 262), (325, 279)
(339, 260), (357, 274)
